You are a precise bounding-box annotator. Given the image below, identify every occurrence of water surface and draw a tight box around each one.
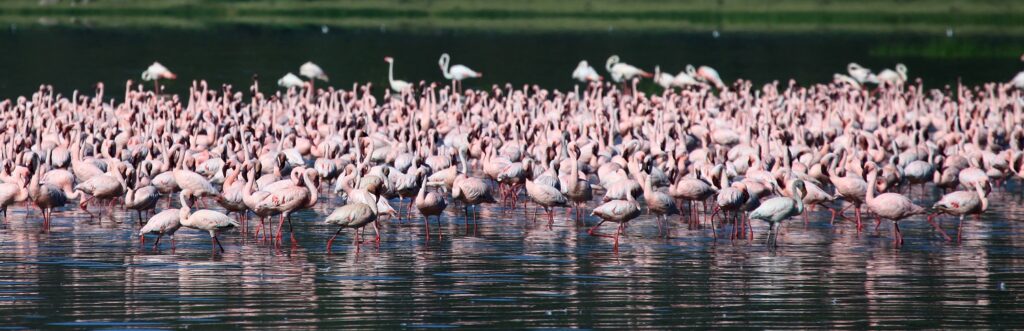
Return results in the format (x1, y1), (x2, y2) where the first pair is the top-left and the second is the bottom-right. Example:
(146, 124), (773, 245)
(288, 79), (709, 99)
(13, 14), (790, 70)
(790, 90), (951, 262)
(0, 26), (1021, 99)
(2, 185), (1024, 328)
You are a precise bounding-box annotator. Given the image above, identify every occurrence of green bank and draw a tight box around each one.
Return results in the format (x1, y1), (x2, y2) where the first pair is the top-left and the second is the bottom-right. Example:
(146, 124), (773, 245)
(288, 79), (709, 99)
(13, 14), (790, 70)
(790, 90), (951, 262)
(1, 0), (1023, 34)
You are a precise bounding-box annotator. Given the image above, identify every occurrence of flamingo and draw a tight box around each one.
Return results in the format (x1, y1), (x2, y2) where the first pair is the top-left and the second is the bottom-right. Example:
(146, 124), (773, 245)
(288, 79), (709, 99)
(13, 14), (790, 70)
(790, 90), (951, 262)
(0, 172), (28, 221)
(571, 60), (602, 83)
(588, 191), (641, 250)
(452, 174), (497, 224)
(299, 61), (329, 84)
(864, 165), (935, 246)
(139, 209), (181, 250)
(414, 178), (447, 240)
(605, 55), (652, 83)
(125, 180), (160, 226)
(641, 173), (678, 237)
(673, 65), (704, 88)
(710, 177), (748, 239)
(178, 194), (239, 254)
(847, 63), (879, 84)
(525, 177), (568, 225)
(669, 174), (716, 226)
(174, 168), (218, 206)
(930, 182), (989, 243)
(74, 160), (126, 218)
(278, 73), (305, 89)
(242, 168), (276, 242)
(259, 168), (318, 245)
(217, 167), (248, 221)
(695, 65), (727, 90)
(325, 196), (380, 252)
(141, 61), (176, 91)
(27, 167), (66, 231)
(877, 63), (908, 86)
(1012, 53), (1024, 88)
(384, 56), (413, 93)
(653, 66), (675, 89)
(562, 145), (593, 221)
(833, 73), (861, 89)
(749, 180), (806, 248)
(438, 53), (481, 93)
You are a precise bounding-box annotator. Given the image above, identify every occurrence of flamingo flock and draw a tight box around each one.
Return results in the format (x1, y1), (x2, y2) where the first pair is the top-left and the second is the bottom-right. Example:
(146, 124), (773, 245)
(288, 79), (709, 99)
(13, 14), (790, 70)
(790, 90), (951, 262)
(0, 54), (1020, 255)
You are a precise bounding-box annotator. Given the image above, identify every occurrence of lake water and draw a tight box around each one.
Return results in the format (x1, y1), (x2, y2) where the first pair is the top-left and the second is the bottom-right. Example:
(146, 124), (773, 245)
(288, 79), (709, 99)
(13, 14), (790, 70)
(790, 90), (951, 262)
(0, 26), (1022, 98)
(2, 184), (1024, 328)
(3, 26), (1024, 329)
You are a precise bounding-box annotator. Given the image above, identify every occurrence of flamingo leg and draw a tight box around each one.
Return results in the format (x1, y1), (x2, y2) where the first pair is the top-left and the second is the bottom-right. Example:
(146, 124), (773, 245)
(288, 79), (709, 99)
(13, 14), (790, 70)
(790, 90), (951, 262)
(435, 216), (443, 240)
(854, 205), (863, 231)
(373, 221), (381, 245)
(423, 214), (431, 241)
(275, 214), (287, 244)
(613, 222), (627, 251)
(926, 214), (952, 242)
(587, 220), (612, 238)
(79, 196), (96, 218)
(153, 234), (163, 251)
(326, 227), (343, 253)
(213, 235), (225, 253)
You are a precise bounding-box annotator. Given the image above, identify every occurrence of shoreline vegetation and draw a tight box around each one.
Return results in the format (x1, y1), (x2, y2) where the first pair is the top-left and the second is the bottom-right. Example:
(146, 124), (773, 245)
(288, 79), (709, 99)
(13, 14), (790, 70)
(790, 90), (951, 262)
(0, 0), (1023, 34)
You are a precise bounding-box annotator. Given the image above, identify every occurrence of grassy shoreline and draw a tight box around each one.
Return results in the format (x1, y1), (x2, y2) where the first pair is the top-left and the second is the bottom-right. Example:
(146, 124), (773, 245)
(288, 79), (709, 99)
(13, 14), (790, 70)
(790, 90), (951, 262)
(1, 0), (1023, 34)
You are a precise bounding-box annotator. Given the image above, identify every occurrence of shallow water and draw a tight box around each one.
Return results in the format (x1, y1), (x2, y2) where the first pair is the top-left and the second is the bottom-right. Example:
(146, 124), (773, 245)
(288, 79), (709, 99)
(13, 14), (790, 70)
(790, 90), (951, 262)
(2, 183), (1024, 329)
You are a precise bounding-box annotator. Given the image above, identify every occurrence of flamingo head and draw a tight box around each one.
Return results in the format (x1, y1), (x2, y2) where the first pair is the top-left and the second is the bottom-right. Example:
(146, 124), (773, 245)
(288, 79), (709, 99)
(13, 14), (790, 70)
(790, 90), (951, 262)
(384, 56), (394, 63)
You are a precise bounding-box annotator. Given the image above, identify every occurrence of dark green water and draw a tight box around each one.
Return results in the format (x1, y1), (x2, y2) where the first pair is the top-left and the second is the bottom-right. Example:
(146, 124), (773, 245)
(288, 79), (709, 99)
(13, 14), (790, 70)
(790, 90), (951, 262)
(0, 26), (1021, 99)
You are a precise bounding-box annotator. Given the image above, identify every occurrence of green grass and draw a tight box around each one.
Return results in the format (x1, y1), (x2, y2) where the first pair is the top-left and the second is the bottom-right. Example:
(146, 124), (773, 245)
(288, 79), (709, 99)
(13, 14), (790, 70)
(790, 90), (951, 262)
(1, 0), (1023, 34)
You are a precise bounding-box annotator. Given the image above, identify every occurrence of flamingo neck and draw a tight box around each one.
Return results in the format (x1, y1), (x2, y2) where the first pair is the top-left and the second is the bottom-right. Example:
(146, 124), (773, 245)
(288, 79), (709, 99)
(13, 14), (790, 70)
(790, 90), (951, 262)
(975, 183), (989, 211)
(388, 61), (396, 85)
(866, 169), (877, 202)
(303, 172), (317, 207)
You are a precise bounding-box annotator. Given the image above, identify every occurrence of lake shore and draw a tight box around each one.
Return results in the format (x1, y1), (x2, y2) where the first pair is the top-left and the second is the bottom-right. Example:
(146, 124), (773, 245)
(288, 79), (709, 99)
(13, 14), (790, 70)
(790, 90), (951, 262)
(1, 0), (1023, 34)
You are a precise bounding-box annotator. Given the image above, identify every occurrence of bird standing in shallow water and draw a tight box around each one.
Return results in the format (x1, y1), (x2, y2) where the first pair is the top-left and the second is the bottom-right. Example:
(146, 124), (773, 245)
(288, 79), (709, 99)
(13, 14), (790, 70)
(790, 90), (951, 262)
(178, 194), (239, 254)
(749, 180), (806, 249)
(589, 191), (641, 251)
(864, 164), (935, 247)
(325, 194), (380, 252)
(930, 182), (989, 243)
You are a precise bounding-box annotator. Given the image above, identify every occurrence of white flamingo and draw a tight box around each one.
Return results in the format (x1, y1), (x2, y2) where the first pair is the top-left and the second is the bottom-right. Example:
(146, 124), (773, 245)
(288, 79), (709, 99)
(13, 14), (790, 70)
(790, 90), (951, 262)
(571, 60), (602, 83)
(653, 66), (675, 89)
(384, 56), (413, 93)
(141, 61), (176, 91)
(278, 73), (305, 89)
(605, 55), (652, 83)
(749, 180), (806, 248)
(673, 65), (704, 88)
(139, 209), (181, 250)
(930, 182), (989, 243)
(439, 53), (481, 92)
(877, 63), (908, 85)
(178, 194), (239, 254)
(299, 61), (329, 83)
(847, 63), (879, 84)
